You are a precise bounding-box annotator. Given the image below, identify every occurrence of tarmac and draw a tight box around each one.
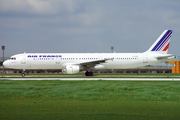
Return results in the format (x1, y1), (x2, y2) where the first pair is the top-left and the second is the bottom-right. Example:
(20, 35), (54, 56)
(0, 77), (180, 81)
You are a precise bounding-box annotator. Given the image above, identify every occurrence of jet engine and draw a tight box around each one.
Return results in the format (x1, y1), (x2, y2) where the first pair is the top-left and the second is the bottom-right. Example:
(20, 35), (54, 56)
(62, 65), (80, 74)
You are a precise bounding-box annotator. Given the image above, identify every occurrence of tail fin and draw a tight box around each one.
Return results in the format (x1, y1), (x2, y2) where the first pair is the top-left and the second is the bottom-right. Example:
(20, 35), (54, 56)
(146, 30), (173, 54)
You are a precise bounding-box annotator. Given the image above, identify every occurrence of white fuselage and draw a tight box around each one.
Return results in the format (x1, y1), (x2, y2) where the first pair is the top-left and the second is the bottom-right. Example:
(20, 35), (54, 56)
(3, 52), (166, 70)
(3, 30), (176, 76)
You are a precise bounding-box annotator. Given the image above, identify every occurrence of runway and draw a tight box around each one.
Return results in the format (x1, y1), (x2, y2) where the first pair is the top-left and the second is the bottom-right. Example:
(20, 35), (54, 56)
(1, 77), (180, 81)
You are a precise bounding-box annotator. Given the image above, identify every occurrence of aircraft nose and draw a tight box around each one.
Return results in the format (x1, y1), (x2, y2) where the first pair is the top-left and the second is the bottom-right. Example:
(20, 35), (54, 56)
(3, 61), (9, 68)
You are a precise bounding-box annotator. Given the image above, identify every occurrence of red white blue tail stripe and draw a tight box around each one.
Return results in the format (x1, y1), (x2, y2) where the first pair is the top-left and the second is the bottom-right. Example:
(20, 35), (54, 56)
(151, 30), (172, 52)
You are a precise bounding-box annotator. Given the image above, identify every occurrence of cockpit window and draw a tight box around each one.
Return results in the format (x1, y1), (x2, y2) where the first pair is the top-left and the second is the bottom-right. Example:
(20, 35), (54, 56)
(9, 57), (16, 60)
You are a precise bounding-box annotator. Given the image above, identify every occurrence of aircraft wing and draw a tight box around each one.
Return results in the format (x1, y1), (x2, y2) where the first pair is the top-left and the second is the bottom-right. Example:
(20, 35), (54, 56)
(78, 58), (113, 70)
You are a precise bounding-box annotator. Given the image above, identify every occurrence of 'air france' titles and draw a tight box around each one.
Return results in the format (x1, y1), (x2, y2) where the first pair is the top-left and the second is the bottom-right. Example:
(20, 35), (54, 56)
(27, 55), (62, 58)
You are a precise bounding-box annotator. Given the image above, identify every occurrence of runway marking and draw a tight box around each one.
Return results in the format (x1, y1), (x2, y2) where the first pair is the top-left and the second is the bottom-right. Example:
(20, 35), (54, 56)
(1, 78), (180, 81)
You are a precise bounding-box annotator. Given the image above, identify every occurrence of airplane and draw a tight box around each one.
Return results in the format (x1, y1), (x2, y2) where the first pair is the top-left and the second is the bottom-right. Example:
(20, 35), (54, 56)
(3, 30), (175, 77)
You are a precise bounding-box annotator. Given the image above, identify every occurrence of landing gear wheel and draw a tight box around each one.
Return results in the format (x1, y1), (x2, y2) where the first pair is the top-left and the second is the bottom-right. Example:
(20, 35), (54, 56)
(89, 72), (93, 76)
(21, 73), (25, 77)
(85, 72), (93, 76)
(85, 72), (88, 76)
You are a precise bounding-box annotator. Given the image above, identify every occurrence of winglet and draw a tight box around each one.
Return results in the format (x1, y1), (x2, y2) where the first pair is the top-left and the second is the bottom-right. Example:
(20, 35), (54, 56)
(146, 30), (173, 54)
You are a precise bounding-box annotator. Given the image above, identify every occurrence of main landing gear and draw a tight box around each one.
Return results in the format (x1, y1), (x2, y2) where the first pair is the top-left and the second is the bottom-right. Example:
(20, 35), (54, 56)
(85, 71), (93, 76)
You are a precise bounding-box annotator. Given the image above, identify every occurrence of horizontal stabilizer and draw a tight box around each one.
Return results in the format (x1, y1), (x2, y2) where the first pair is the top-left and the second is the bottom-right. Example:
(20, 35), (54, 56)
(155, 54), (176, 60)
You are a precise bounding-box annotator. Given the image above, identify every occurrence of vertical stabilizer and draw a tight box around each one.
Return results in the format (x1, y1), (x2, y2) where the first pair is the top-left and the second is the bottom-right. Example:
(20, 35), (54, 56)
(146, 30), (173, 54)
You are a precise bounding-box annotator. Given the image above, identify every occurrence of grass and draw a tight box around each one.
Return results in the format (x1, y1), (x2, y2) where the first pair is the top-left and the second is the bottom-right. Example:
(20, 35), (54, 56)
(1, 73), (180, 78)
(0, 80), (180, 119)
(1, 100), (180, 120)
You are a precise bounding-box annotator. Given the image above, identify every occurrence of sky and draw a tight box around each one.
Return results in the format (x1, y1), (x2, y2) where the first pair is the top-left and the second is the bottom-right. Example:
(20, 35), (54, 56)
(0, 0), (180, 59)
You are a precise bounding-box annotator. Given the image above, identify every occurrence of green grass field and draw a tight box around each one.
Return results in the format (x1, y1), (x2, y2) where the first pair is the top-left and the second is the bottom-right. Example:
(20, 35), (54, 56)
(0, 80), (180, 120)
(1, 73), (180, 78)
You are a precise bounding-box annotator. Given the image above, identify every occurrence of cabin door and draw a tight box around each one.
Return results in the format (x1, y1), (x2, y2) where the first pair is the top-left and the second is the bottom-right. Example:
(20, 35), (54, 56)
(56, 57), (60, 64)
(143, 54), (148, 63)
(21, 57), (26, 64)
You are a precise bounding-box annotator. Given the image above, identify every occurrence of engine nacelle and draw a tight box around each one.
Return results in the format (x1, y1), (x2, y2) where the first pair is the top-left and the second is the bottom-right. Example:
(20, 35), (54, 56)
(62, 65), (80, 74)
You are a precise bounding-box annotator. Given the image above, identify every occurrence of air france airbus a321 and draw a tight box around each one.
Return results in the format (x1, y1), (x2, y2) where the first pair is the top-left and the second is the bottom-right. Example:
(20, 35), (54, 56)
(3, 30), (175, 77)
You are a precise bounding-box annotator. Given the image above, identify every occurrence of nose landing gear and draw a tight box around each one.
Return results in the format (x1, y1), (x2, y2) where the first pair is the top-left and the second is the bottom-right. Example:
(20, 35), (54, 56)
(21, 69), (26, 77)
(21, 73), (25, 77)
